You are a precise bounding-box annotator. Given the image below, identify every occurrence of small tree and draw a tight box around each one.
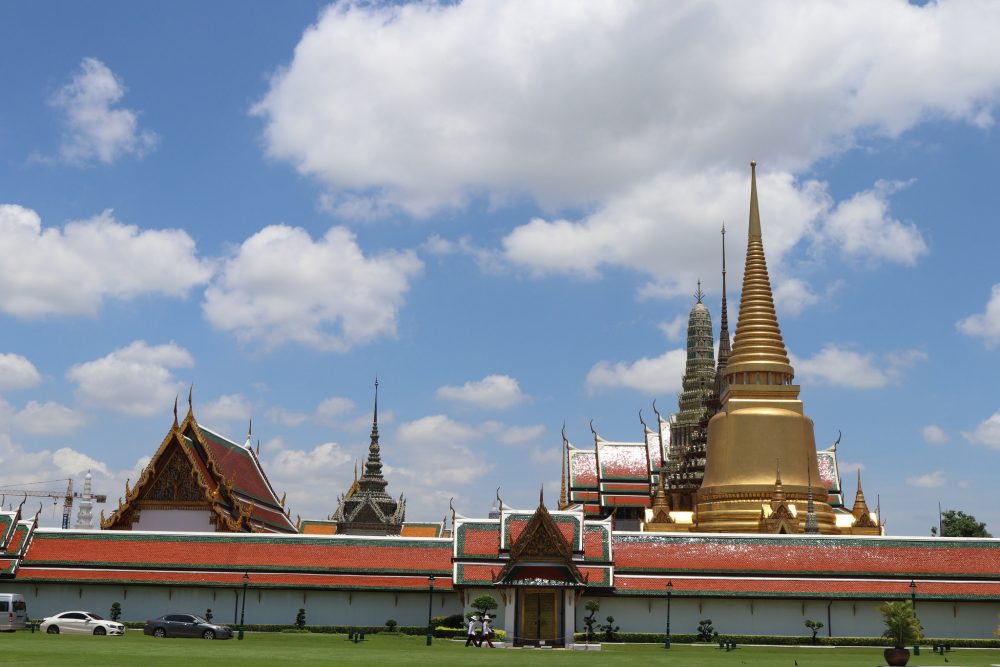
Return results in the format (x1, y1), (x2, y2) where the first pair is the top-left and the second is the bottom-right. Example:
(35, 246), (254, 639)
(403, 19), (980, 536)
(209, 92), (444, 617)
(583, 600), (600, 643)
(879, 601), (923, 649)
(697, 618), (717, 642)
(932, 509), (991, 537)
(804, 619), (824, 644)
(385, 618), (398, 632)
(110, 602), (122, 622)
(598, 615), (620, 642)
(471, 594), (499, 619)
(205, 608), (213, 623)
(295, 608), (306, 630)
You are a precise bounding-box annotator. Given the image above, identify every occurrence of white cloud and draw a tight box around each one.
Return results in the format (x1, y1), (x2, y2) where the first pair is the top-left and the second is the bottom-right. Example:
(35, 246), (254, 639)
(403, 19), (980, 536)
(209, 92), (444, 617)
(0, 205), (212, 319)
(773, 278), (820, 317)
(5, 400), (88, 436)
(267, 407), (310, 428)
(0, 353), (41, 390)
(792, 345), (926, 389)
(819, 180), (927, 266)
(838, 460), (865, 475)
(255, 1), (1000, 217)
(392, 415), (493, 511)
(50, 57), (158, 165)
(963, 411), (1000, 450)
(202, 225), (422, 351)
(66, 341), (193, 416)
(586, 348), (686, 395)
(957, 284), (1000, 347)
(200, 394), (253, 424)
(907, 470), (946, 488)
(436, 374), (526, 409)
(921, 425), (949, 445)
(315, 396), (356, 423)
(658, 315), (687, 342)
(481, 421), (546, 446)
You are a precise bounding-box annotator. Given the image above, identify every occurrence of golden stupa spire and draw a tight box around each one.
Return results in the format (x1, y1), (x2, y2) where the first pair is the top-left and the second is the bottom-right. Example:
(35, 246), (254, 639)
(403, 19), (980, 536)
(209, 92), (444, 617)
(724, 161), (794, 387)
(558, 424), (568, 510)
(852, 469), (870, 517)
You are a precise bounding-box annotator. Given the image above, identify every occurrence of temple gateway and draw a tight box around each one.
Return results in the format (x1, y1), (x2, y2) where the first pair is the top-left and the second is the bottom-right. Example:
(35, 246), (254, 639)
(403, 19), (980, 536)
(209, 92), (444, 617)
(3, 164), (998, 646)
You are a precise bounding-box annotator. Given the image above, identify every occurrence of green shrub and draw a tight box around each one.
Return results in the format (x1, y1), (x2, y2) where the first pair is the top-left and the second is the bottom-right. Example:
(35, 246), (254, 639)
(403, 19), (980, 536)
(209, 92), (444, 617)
(697, 618), (717, 642)
(295, 608), (306, 630)
(110, 602), (122, 622)
(431, 614), (464, 628)
(385, 619), (398, 631)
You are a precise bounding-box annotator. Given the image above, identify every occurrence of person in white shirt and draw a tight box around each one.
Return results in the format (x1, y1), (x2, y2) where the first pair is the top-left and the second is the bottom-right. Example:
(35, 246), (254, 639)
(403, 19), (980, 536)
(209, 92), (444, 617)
(465, 616), (480, 647)
(481, 615), (495, 648)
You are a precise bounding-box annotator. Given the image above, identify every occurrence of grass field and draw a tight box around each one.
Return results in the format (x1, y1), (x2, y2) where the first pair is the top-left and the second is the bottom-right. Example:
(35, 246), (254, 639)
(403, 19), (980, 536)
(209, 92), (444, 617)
(3, 630), (1000, 666)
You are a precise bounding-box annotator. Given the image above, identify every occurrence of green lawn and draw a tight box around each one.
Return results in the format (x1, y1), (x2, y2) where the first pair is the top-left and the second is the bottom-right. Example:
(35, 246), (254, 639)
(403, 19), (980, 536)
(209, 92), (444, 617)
(2, 631), (1000, 666)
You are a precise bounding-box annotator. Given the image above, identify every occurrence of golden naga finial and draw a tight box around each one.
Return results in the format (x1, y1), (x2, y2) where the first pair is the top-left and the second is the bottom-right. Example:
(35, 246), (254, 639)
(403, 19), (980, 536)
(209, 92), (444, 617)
(280, 492), (286, 507)
(125, 478), (131, 496)
(172, 395), (179, 429)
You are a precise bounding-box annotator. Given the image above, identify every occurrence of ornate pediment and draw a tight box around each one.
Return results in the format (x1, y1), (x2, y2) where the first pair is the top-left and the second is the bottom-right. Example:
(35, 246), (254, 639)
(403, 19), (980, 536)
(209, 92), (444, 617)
(495, 493), (584, 587)
(143, 447), (205, 502)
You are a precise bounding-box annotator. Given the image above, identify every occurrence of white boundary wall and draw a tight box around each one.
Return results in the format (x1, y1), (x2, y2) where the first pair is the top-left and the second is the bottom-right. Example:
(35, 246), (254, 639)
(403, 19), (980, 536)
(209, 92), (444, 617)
(577, 596), (1000, 639)
(5, 582), (462, 627)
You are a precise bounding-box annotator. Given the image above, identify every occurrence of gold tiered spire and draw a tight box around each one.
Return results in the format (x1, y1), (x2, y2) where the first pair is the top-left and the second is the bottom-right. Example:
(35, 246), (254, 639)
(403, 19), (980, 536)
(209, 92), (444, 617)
(724, 161), (795, 388)
(695, 161), (838, 534)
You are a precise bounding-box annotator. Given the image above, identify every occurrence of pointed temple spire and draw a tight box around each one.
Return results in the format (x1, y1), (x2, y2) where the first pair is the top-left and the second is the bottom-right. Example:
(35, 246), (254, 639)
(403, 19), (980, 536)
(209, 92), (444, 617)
(714, 223), (732, 398)
(771, 460), (784, 504)
(695, 280), (704, 304)
(724, 161), (795, 387)
(852, 469), (871, 518)
(332, 378), (403, 535)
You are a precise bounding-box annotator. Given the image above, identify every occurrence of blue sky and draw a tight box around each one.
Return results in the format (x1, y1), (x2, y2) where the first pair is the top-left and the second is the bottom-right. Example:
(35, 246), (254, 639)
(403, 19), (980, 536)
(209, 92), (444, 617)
(1, 1), (999, 536)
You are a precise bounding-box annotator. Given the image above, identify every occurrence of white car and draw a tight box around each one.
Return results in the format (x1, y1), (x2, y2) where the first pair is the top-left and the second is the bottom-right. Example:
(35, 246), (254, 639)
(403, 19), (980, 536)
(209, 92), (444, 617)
(40, 611), (125, 636)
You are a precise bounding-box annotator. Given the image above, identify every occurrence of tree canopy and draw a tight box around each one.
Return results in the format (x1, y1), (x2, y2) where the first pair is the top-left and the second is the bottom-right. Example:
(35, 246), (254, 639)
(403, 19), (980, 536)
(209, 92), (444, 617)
(932, 509), (992, 537)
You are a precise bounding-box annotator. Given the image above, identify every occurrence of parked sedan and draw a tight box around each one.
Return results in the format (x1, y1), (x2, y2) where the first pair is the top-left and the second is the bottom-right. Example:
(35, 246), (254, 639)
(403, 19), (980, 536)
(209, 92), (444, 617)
(144, 614), (233, 640)
(40, 611), (125, 636)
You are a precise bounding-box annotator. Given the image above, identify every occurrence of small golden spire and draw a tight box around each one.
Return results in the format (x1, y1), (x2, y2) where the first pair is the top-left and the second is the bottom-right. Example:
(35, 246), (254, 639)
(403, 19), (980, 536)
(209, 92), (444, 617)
(771, 460), (784, 504)
(724, 161), (795, 386)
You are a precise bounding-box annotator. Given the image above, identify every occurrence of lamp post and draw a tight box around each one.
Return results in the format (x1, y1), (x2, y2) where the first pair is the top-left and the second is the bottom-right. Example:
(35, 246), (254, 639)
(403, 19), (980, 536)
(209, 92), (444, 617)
(426, 575), (436, 646)
(238, 572), (249, 641)
(664, 580), (673, 649)
(909, 579), (917, 611)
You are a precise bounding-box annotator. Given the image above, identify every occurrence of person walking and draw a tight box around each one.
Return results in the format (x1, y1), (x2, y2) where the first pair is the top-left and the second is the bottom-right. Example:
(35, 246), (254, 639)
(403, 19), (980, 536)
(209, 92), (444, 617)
(465, 615), (480, 647)
(481, 615), (495, 648)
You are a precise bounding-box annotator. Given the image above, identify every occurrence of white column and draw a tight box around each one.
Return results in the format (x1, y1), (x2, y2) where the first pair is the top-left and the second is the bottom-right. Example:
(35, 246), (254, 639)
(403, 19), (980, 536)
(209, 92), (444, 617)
(563, 590), (575, 647)
(503, 588), (515, 645)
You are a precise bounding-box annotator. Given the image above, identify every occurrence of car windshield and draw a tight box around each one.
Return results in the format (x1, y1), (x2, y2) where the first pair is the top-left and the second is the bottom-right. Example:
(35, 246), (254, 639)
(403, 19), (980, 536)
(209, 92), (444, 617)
(86, 613), (105, 620)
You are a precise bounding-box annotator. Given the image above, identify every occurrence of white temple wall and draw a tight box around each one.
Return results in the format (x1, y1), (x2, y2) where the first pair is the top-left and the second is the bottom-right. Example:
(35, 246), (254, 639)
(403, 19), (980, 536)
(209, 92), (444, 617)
(577, 596), (1000, 639)
(130, 509), (216, 532)
(460, 586), (507, 630)
(5, 583), (462, 627)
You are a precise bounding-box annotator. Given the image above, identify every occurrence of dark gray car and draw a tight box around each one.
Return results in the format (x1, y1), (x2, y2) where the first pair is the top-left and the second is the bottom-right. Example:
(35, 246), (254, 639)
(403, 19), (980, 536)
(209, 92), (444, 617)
(143, 614), (233, 640)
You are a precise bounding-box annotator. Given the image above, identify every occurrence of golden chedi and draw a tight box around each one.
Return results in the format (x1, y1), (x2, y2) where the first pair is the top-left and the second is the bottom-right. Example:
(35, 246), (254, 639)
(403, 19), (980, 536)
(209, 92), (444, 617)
(695, 162), (838, 534)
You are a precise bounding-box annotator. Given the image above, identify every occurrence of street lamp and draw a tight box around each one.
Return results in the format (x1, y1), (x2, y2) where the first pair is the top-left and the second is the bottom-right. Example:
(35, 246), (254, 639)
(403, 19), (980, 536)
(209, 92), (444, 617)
(909, 579), (917, 611)
(426, 575), (436, 646)
(238, 572), (249, 641)
(664, 580), (673, 649)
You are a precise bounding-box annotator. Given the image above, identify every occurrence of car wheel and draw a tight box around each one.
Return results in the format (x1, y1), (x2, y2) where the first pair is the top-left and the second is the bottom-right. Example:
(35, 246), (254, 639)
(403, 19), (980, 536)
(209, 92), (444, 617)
(203, 630), (215, 640)
(153, 627), (166, 638)
(94, 626), (107, 636)
(46, 625), (60, 634)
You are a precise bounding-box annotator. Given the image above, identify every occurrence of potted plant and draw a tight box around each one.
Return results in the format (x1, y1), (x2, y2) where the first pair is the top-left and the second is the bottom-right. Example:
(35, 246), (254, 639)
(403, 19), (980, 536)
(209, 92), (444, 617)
(880, 601), (923, 666)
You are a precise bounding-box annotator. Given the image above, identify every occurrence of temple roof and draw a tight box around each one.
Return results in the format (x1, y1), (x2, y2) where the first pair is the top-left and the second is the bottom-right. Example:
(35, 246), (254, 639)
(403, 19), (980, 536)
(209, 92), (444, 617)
(101, 402), (296, 534)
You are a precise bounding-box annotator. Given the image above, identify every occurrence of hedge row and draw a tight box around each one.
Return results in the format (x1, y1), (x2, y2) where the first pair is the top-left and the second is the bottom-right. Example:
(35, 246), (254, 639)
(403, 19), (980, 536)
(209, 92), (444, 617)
(572, 632), (1000, 648)
(120, 622), (506, 640)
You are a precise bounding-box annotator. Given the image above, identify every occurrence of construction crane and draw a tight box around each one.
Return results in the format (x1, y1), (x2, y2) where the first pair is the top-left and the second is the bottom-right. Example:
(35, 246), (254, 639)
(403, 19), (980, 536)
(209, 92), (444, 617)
(0, 478), (108, 529)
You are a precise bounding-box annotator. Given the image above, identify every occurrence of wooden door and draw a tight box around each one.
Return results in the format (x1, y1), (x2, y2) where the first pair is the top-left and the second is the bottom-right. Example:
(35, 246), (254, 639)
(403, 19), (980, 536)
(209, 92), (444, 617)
(519, 589), (560, 645)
